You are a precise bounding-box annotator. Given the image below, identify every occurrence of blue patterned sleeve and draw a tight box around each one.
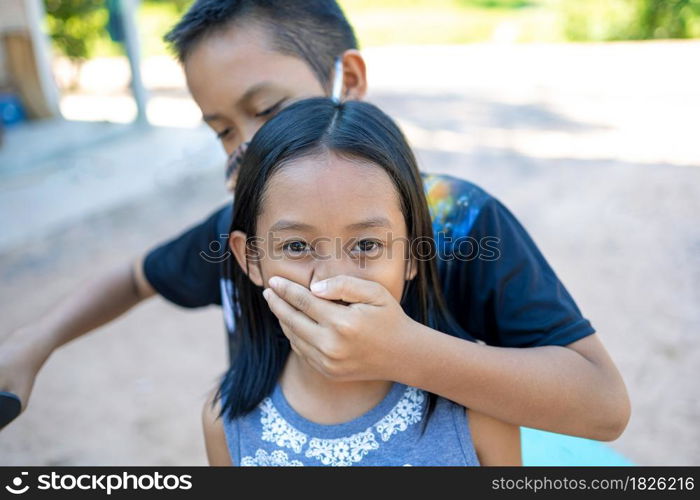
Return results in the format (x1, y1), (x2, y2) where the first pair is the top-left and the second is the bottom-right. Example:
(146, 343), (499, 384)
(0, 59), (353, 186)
(424, 174), (595, 348)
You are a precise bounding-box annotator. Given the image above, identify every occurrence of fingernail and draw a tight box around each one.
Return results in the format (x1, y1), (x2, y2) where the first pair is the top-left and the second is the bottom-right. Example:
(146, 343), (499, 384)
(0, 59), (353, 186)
(269, 276), (282, 288)
(311, 281), (327, 293)
(262, 288), (271, 300)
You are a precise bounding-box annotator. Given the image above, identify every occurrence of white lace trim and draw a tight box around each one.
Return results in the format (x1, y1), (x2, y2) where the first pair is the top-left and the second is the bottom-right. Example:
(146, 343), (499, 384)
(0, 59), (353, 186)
(305, 428), (379, 466)
(259, 398), (308, 453)
(255, 386), (425, 466)
(374, 386), (425, 441)
(241, 449), (303, 467)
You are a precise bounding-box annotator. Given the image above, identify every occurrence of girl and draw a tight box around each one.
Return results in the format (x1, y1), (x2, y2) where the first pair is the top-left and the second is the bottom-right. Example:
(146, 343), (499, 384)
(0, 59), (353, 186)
(202, 97), (521, 466)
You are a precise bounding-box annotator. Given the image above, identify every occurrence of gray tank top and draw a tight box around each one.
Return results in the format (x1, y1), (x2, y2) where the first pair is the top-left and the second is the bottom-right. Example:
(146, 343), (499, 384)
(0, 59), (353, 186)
(222, 382), (480, 466)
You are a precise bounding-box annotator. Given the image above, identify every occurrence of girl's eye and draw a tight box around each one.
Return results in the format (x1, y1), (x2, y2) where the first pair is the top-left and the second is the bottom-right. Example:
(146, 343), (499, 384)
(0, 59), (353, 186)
(255, 99), (285, 118)
(354, 239), (383, 254)
(283, 240), (309, 255)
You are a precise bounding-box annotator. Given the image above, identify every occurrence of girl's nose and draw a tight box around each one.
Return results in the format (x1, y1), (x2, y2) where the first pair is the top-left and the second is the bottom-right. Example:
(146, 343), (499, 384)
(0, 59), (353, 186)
(309, 267), (350, 306)
(308, 253), (353, 291)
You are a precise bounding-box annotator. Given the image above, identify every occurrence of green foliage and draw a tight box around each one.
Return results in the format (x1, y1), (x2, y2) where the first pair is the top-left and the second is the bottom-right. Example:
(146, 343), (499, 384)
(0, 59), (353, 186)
(340, 0), (559, 45)
(561, 0), (635, 41)
(138, 1), (194, 57)
(632, 0), (700, 39)
(40, 0), (700, 62)
(43, 0), (107, 60)
(457, 0), (536, 9)
(561, 0), (700, 41)
(143, 0), (192, 14)
(344, 0), (700, 43)
(43, 0), (194, 60)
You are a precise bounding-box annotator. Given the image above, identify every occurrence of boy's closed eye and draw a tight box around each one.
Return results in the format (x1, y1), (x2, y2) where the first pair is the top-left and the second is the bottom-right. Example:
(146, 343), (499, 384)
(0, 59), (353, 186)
(215, 100), (286, 140)
(255, 99), (287, 118)
(216, 127), (234, 140)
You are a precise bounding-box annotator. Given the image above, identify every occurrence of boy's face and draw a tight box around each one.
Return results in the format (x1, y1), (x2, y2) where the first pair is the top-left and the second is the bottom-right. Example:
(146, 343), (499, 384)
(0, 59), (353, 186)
(184, 23), (327, 158)
(231, 153), (417, 303)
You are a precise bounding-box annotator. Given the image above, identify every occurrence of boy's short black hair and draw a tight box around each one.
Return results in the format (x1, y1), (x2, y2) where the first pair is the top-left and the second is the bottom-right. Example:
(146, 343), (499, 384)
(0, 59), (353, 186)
(164, 0), (358, 90)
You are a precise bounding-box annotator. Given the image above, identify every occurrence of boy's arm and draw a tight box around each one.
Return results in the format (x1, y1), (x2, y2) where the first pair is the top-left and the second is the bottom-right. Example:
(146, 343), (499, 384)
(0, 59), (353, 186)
(468, 408), (522, 466)
(0, 257), (154, 411)
(420, 180), (630, 440)
(269, 273), (630, 441)
(0, 204), (229, 415)
(398, 323), (630, 441)
(265, 273), (630, 441)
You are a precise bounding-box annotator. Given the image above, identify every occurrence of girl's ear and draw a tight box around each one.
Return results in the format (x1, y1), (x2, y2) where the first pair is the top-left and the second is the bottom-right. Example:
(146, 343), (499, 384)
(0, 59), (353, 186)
(404, 258), (418, 281)
(229, 230), (264, 287)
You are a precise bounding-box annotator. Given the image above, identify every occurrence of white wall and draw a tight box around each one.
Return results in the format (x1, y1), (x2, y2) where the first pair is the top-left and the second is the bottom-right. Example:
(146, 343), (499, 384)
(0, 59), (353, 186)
(0, 0), (30, 87)
(0, 0), (59, 116)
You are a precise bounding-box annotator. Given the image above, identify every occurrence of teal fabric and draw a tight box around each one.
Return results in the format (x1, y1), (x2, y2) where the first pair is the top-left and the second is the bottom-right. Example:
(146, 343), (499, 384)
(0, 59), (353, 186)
(521, 427), (634, 466)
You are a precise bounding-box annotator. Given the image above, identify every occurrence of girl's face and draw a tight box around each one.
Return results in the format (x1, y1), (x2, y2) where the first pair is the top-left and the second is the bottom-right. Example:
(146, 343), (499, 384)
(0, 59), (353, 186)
(230, 152), (417, 301)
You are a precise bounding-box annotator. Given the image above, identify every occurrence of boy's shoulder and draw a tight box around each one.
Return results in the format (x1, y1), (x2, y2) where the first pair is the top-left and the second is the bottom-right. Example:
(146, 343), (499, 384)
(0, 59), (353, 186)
(420, 171), (489, 197)
(419, 172), (496, 238)
(214, 202), (234, 236)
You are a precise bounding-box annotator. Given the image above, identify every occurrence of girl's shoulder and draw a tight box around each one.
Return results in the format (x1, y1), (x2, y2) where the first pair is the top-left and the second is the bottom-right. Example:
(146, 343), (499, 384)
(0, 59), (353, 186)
(202, 391), (233, 466)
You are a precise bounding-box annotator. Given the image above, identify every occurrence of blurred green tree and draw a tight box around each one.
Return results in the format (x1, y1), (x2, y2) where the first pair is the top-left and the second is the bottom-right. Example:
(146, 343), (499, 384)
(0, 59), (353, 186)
(633, 0), (700, 38)
(146, 0), (192, 13)
(563, 0), (700, 41)
(43, 1), (190, 61)
(43, 0), (106, 61)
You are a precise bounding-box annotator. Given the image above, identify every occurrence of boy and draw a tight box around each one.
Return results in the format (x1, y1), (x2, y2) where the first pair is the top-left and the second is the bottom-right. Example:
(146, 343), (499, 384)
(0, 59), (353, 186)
(0, 0), (629, 440)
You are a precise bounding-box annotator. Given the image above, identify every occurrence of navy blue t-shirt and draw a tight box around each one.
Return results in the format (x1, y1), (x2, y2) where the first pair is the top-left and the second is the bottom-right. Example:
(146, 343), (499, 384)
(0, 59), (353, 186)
(144, 173), (594, 352)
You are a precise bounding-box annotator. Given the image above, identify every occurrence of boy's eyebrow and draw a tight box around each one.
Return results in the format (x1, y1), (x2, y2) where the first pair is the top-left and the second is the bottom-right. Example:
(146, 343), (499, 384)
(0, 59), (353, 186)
(269, 216), (393, 233)
(202, 83), (276, 122)
(238, 82), (273, 105)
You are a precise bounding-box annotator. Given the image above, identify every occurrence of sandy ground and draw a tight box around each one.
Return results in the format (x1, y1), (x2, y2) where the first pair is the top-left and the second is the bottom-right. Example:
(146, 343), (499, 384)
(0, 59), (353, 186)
(0, 42), (698, 465)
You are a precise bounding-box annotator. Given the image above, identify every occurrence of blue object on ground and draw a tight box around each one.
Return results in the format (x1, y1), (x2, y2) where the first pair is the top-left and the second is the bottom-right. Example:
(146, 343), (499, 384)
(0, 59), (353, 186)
(0, 93), (26, 127)
(521, 427), (634, 466)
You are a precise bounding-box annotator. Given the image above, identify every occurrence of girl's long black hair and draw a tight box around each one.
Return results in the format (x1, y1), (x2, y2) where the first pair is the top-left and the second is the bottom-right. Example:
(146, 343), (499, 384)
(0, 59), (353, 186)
(216, 97), (474, 427)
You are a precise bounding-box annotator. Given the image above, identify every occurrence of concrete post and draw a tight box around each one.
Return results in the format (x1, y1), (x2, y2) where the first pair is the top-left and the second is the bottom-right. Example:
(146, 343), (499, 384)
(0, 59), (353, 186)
(25, 0), (61, 117)
(120, 0), (148, 124)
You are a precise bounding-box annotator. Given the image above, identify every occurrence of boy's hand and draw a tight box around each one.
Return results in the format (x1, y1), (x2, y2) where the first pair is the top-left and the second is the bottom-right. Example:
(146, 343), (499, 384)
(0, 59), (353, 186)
(262, 275), (416, 381)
